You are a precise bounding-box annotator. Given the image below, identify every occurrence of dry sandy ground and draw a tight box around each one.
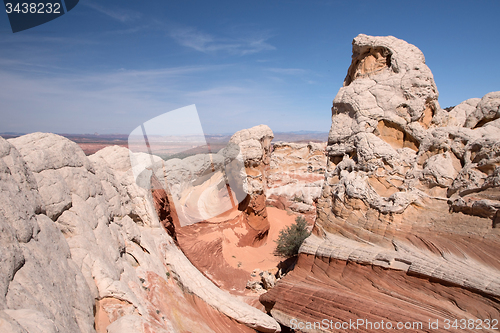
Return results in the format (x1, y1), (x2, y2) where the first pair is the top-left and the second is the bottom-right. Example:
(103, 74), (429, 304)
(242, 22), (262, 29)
(222, 207), (298, 274)
(176, 206), (300, 295)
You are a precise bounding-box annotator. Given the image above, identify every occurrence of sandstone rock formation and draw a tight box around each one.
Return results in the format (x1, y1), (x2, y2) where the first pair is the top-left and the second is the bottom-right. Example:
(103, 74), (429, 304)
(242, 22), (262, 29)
(262, 34), (500, 331)
(266, 141), (326, 222)
(161, 125), (295, 294)
(140, 124), (273, 245)
(3, 33), (499, 333)
(0, 133), (280, 333)
(260, 271), (276, 290)
(229, 124), (274, 246)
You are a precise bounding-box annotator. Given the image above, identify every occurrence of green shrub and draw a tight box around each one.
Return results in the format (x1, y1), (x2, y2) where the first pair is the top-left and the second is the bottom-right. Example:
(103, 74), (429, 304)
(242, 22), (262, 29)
(274, 216), (310, 257)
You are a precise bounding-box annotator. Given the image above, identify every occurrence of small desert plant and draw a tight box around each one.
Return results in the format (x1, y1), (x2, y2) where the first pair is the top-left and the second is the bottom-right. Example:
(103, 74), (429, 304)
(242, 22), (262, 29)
(274, 216), (310, 257)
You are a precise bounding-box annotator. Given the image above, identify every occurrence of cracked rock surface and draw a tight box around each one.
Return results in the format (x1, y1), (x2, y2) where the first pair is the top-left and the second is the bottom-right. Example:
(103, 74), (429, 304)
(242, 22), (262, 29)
(1, 133), (280, 333)
(266, 141), (326, 223)
(261, 34), (500, 332)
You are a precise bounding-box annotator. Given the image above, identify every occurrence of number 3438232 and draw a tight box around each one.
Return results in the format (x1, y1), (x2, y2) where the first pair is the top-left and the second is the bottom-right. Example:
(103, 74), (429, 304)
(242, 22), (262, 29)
(444, 318), (498, 330)
(5, 3), (61, 14)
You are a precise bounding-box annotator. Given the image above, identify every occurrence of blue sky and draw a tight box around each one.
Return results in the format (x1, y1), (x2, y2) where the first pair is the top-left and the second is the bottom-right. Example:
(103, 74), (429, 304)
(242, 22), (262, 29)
(0, 0), (499, 135)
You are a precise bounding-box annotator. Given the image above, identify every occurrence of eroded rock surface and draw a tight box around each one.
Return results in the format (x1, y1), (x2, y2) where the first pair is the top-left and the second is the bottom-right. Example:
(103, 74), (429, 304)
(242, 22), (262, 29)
(266, 141), (326, 222)
(229, 124), (274, 246)
(167, 125), (296, 294)
(0, 133), (280, 333)
(262, 34), (500, 331)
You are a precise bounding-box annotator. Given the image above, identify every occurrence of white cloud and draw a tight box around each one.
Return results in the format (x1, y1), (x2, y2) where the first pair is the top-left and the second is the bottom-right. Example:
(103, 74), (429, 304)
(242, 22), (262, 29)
(83, 2), (142, 23)
(0, 64), (300, 134)
(0, 61), (330, 135)
(185, 86), (250, 97)
(0, 65), (218, 133)
(169, 27), (276, 56)
(266, 68), (307, 75)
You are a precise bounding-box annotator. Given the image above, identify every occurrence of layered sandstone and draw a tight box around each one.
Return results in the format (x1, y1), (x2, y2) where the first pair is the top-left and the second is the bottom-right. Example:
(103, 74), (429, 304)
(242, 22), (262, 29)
(229, 124), (274, 246)
(166, 125), (298, 293)
(2, 34), (498, 333)
(266, 141), (327, 222)
(0, 133), (280, 333)
(262, 34), (500, 331)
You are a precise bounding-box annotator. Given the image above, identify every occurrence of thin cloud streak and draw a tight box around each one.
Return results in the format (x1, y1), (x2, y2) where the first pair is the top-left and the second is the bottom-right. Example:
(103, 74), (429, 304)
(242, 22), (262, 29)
(169, 27), (276, 56)
(83, 2), (142, 22)
(0, 65), (216, 132)
(267, 68), (307, 75)
(0, 64), (315, 134)
(185, 86), (251, 97)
